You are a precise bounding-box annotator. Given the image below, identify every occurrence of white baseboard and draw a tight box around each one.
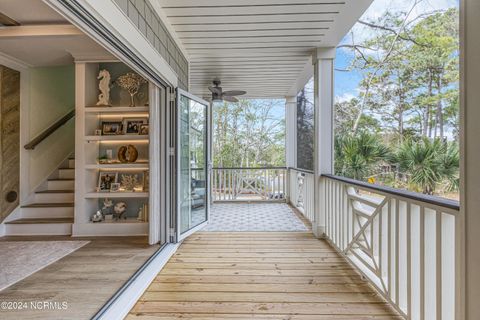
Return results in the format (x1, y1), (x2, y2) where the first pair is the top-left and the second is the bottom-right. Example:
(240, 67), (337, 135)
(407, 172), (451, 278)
(95, 243), (178, 320)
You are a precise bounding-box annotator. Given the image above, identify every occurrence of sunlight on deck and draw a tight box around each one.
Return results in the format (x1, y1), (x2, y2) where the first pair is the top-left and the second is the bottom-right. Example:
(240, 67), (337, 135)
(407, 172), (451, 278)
(128, 232), (400, 319)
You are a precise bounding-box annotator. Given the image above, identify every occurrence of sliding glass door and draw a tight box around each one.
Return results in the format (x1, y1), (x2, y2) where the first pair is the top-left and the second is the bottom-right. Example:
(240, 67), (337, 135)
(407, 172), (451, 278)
(176, 89), (210, 241)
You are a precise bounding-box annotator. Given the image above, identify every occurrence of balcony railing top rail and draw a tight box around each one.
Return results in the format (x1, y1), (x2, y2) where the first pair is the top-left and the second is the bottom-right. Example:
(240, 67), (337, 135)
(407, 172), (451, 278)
(322, 174), (459, 211)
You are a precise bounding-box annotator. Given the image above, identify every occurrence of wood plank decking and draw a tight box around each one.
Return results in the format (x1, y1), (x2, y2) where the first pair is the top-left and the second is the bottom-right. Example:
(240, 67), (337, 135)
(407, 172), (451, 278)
(128, 232), (400, 319)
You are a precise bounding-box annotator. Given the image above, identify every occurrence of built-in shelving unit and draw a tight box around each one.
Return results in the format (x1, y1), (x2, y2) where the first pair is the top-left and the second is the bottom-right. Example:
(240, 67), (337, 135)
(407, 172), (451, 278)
(73, 61), (151, 236)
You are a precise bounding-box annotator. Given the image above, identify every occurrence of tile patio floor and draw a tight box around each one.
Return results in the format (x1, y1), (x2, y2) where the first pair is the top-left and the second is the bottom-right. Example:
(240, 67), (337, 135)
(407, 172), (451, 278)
(201, 203), (308, 232)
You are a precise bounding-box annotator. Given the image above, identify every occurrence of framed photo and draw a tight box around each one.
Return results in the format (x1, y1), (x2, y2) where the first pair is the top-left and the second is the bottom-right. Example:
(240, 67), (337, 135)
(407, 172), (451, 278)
(94, 129), (102, 136)
(97, 172), (118, 192)
(139, 124), (149, 135)
(143, 170), (149, 192)
(101, 121), (122, 135)
(123, 118), (148, 135)
(110, 182), (121, 192)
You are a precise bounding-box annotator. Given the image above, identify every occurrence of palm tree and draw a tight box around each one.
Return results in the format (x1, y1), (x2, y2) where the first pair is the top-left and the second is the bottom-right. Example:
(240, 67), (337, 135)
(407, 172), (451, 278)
(335, 132), (390, 181)
(394, 138), (459, 194)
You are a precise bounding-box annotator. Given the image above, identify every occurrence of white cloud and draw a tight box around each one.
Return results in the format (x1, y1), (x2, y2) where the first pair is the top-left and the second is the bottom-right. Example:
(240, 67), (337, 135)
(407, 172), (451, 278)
(335, 93), (356, 103)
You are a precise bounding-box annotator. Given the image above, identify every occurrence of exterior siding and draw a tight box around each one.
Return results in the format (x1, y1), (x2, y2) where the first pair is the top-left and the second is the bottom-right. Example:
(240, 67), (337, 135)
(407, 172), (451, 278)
(113, 0), (189, 90)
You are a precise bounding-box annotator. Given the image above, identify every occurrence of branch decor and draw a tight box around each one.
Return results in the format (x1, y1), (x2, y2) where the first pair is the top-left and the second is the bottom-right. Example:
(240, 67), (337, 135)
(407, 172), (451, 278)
(115, 72), (147, 107)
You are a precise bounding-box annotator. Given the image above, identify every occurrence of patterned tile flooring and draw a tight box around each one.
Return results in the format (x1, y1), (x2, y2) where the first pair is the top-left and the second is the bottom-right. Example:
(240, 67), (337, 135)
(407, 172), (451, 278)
(201, 203), (309, 232)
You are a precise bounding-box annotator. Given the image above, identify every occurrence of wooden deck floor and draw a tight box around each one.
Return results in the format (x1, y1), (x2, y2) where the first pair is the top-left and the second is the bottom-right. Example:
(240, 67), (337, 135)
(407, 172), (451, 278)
(128, 232), (400, 319)
(0, 236), (159, 320)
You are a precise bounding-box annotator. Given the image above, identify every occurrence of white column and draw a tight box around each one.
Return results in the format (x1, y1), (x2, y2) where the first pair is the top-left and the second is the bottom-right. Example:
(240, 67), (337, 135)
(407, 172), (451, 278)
(462, 0), (480, 318)
(285, 96), (297, 168)
(313, 48), (335, 238)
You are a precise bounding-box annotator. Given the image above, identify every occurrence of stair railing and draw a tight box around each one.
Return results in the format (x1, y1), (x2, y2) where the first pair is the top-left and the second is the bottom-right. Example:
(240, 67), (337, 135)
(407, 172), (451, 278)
(24, 108), (75, 150)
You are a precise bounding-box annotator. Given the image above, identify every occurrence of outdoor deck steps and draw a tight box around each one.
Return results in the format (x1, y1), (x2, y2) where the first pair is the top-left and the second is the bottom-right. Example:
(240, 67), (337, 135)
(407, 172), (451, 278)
(5, 217), (74, 224)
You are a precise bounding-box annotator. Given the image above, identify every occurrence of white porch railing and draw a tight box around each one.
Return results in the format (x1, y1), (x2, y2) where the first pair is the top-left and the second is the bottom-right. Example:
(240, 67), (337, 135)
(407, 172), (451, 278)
(322, 174), (461, 320)
(212, 167), (287, 202)
(288, 168), (315, 224)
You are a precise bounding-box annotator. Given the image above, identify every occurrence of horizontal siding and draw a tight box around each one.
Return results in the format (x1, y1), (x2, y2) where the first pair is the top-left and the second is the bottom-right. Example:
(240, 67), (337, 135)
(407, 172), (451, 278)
(114, 0), (189, 90)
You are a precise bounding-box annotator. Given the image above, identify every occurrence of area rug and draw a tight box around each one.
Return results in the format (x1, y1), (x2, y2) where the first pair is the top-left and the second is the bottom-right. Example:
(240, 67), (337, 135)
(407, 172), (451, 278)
(0, 240), (89, 291)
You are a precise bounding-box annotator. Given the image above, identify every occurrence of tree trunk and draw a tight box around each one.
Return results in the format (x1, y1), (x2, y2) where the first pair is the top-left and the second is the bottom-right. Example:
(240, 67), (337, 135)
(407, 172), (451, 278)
(436, 75), (444, 140)
(424, 73), (433, 137)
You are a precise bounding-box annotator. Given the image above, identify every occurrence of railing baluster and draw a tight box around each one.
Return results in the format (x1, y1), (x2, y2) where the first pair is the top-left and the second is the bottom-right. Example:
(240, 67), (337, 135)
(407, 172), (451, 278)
(420, 206), (425, 320)
(407, 203), (412, 318)
(436, 212), (442, 320)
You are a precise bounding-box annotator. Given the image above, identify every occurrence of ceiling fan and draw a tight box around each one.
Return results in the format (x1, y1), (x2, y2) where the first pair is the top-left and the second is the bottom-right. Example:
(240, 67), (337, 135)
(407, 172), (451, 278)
(208, 79), (246, 103)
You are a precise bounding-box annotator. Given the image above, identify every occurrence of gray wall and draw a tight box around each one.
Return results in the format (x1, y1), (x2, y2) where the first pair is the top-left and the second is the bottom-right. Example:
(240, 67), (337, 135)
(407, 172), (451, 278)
(114, 0), (189, 90)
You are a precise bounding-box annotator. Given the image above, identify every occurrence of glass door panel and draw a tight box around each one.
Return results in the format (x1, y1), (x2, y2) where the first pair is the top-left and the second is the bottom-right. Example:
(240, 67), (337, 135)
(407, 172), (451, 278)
(177, 89), (209, 240)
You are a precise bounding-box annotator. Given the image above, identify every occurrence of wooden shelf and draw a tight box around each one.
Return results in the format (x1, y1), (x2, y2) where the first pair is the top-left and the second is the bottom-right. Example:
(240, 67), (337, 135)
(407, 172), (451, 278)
(85, 163), (149, 170)
(85, 106), (149, 113)
(90, 218), (146, 224)
(85, 135), (149, 142)
(85, 192), (149, 198)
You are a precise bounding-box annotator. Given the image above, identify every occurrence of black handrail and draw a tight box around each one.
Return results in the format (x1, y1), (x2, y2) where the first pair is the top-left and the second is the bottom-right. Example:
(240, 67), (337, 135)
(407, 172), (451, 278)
(24, 109), (75, 150)
(322, 174), (460, 211)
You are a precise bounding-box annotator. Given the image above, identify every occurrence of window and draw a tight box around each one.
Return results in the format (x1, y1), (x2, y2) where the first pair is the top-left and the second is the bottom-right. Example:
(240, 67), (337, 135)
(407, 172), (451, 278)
(296, 78), (314, 171)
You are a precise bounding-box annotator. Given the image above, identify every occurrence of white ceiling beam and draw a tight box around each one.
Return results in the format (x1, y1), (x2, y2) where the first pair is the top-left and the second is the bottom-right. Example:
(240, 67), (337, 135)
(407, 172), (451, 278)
(0, 24), (82, 38)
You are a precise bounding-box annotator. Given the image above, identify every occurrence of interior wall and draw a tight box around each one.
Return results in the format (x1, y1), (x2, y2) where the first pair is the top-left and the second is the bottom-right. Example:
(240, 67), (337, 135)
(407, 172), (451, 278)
(0, 65), (20, 223)
(28, 65), (75, 192)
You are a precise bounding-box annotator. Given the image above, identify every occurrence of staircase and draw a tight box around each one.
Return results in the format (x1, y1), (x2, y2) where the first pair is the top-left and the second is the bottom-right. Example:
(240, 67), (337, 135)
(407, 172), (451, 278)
(4, 158), (75, 235)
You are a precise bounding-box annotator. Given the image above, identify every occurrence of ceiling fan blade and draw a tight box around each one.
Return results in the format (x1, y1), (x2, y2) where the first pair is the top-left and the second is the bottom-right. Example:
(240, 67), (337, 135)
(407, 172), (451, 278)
(223, 95), (239, 103)
(208, 86), (222, 95)
(223, 90), (246, 96)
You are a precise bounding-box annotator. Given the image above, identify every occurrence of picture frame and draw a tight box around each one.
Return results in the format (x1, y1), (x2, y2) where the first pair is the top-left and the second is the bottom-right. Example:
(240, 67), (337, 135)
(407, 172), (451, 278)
(94, 129), (102, 136)
(139, 124), (149, 135)
(110, 182), (121, 192)
(123, 118), (148, 135)
(97, 172), (118, 192)
(101, 121), (122, 135)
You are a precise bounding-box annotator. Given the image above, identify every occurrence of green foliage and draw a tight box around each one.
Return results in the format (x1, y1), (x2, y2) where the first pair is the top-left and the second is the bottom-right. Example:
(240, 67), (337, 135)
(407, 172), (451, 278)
(213, 99), (285, 168)
(335, 4), (460, 199)
(393, 138), (459, 194)
(335, 132), (391, 181)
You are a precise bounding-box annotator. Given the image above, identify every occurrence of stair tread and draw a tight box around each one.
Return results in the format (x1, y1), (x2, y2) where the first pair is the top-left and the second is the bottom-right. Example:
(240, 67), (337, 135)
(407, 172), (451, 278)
(5, 217), (74, 224)
(48, 178), (74, 181)
(22, 202), (74, 208)
(36, 190), (74, 194)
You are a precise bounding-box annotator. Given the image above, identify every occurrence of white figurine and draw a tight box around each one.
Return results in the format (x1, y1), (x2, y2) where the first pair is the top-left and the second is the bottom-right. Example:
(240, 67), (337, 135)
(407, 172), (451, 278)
(96, 69), (111, 106)
(92, 210), (103, 222)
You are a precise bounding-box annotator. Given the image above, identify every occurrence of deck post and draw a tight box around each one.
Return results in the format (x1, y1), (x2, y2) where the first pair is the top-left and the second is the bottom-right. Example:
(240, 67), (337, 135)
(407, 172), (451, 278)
(285, 96), (297, 203)
(462, 0), (479, 318)
(313, 48), (335, 238)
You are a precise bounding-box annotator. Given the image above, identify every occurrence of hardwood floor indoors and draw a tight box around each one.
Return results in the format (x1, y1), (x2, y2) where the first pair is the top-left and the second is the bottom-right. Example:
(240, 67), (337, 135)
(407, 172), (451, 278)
(128, 232), (400, 319)
(0, 236), (159, 320)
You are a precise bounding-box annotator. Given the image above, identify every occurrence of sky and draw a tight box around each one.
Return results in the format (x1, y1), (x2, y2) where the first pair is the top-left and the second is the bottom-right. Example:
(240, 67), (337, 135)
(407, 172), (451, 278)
(334, 0), (459, 101)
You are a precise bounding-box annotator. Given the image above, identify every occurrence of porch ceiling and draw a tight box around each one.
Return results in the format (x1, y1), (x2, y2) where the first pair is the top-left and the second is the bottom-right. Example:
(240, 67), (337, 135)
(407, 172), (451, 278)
(157, 0), (372, 99)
